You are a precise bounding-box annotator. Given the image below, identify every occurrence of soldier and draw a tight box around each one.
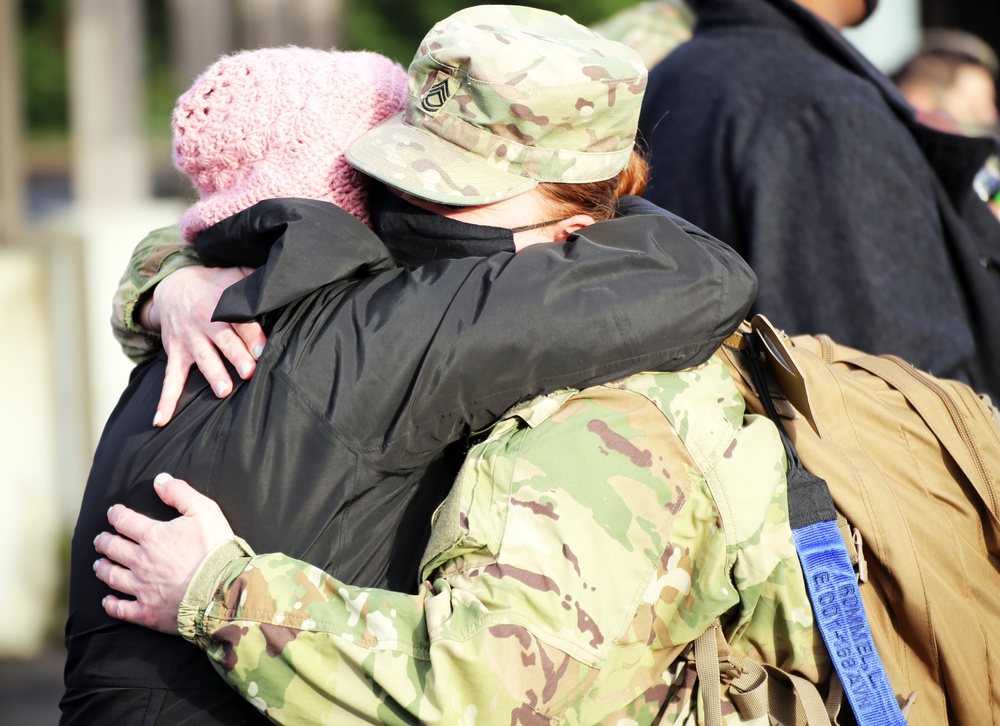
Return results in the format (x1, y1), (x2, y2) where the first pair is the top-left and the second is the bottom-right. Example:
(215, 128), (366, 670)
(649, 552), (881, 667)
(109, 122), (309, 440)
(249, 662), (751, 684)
(94, 6), (828, 725)
(591, 0), (696, 71)
(68, 7), (757, 725)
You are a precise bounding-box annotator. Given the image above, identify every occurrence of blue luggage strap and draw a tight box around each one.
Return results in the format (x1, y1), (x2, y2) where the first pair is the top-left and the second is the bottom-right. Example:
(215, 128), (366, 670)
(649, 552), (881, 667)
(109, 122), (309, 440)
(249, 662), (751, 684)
(744, 333), (907, 726)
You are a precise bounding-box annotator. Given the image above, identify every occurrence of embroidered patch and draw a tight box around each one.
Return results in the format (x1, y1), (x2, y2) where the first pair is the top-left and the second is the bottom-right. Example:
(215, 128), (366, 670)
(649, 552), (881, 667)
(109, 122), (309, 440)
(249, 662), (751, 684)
(420, 78), (453, 113)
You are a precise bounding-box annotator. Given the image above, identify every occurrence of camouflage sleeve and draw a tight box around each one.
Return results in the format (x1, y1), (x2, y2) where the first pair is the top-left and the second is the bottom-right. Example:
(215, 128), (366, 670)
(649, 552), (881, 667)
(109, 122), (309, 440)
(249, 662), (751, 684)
(181, 552), (441, 724)
(182, 548), (678, 726)
(110, 224), (200, 362)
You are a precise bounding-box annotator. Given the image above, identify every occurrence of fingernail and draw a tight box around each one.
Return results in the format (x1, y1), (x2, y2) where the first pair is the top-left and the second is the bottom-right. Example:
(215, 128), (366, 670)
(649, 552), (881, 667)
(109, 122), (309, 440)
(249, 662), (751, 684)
(154, 472), (172, 487)
(93, 534), (99, 547)
(252, 344), (264, 358)
(152, 410), (165, 427)
(238, 361), (253, 378)
(214, 381), (228, 396)
(101, 596), (107, 607)
(93, 559), (100, 572)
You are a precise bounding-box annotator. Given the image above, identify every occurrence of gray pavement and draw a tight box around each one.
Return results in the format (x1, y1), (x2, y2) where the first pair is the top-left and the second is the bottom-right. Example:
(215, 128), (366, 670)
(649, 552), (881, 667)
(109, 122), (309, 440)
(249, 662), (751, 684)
(0, 646), (65, 726)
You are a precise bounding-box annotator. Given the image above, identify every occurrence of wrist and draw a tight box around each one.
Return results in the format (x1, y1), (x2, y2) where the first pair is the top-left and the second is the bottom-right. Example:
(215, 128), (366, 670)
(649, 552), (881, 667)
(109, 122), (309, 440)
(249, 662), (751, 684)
(178, 536), (255, 648)
(138, 293), (160, 332)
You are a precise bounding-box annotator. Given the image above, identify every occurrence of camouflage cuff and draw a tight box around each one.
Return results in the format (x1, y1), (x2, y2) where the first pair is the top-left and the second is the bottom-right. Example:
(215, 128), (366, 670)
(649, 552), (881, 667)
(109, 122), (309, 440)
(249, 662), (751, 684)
(178, 536), (255, 650)
(122, 247), (201, 336)
(111, 225), (193, 360)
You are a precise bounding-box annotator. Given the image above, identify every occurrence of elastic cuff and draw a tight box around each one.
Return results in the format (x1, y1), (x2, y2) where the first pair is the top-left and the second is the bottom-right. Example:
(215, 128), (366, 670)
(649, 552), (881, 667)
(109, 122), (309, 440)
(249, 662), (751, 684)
(178, 536), (255, 649)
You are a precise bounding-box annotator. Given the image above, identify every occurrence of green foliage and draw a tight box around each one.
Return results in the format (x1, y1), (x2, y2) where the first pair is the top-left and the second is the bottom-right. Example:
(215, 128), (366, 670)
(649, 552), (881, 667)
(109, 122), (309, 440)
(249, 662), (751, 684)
(144, 0), (175, 135)
(342, 0), (639, 64)
(20, 0), (68, 135)
(19, 0), (174, 138)
(20, 0), (639, 138)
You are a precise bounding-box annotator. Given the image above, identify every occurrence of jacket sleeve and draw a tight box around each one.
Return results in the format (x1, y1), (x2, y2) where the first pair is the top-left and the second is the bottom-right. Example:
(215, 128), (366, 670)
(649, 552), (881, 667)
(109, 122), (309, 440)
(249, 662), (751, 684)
(183, 552), (634, 725)
(180, 552), (439, 725)
(109, 225), (200, 362)
(299, 209), (756, 470)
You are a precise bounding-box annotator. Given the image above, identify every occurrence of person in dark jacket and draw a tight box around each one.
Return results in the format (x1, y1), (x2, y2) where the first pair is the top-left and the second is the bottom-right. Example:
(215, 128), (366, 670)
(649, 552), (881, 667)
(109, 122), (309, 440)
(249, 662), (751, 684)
(639, 0), (1000, 400)
(63, 25), (756, 726)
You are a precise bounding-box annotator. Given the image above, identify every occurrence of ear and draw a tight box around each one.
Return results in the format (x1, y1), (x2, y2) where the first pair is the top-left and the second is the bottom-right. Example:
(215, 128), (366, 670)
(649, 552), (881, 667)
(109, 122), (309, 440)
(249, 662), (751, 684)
(553, 214), (597, 242)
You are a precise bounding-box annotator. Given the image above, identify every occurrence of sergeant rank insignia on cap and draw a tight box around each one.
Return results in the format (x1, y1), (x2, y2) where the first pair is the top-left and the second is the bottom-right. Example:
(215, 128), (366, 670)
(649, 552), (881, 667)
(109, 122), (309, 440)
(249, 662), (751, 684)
(420, 76), (453, 114)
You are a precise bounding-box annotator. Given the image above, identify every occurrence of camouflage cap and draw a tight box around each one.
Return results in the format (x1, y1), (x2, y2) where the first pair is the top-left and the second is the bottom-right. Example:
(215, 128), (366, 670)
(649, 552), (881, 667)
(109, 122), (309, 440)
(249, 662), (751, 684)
(346, 4), (648, 206)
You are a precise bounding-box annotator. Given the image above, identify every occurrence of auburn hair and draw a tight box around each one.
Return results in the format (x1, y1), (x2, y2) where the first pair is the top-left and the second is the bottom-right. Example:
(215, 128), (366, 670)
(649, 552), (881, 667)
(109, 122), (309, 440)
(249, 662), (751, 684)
(535, 149), (650, 223)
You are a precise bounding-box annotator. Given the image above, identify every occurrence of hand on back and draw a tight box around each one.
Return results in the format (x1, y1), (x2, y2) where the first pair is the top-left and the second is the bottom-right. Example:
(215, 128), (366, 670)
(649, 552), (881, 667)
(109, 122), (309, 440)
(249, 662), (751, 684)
(94, 473), (236, 635)
(144, 265), (266, 426)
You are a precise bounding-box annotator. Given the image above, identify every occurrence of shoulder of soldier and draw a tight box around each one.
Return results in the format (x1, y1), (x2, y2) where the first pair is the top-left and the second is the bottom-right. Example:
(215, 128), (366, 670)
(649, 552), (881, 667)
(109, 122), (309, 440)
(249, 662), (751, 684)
(591, 0), (696, 70)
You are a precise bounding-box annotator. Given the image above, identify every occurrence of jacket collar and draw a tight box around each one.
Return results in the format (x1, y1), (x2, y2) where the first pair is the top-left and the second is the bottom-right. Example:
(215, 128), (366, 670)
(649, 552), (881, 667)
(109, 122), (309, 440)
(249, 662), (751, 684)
(698, 0), (998, 202)
(196, 198), (395, 322)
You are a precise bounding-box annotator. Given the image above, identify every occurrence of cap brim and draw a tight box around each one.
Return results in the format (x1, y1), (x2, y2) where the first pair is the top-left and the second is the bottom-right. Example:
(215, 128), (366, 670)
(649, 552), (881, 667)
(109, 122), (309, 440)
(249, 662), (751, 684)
(346, 115), (537, 206)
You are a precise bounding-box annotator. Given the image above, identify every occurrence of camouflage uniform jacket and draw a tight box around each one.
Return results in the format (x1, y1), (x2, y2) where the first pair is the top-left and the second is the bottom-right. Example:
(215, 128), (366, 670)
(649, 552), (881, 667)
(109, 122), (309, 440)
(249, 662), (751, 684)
(179, 355), (829, 724)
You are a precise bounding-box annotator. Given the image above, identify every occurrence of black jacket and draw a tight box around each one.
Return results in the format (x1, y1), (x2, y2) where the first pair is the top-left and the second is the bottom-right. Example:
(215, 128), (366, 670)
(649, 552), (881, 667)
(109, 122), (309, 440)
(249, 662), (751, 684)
(64, 197), (755, 721)
(639, 0), (1000, 398)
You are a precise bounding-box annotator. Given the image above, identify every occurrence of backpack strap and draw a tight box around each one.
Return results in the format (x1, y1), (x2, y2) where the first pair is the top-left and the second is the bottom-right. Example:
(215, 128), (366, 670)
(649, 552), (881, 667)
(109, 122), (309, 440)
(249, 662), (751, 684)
(743, 331), (908, 726)
(692, 619), (841, 725)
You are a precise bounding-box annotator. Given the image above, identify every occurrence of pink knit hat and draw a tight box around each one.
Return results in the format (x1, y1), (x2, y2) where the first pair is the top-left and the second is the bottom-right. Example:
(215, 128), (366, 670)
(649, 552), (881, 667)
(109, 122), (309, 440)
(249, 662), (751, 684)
(174, 46), (407, 241)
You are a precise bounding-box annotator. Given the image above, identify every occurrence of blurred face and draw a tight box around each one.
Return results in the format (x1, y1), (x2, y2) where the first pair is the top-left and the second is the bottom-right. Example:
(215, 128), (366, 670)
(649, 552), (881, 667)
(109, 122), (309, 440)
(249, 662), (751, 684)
(942, 65), (999, 134)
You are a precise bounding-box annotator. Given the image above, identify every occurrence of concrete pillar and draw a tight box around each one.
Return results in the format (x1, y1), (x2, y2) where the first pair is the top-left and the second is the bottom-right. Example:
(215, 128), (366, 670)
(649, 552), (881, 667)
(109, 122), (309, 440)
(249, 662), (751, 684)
(169, 0), (234, 92)
(292, 0), (344, 49)
(236, 0), (342, 49)
(236, 0), (290, 48)
(63, 0), (186, 480)
(0, 0), (24, 244)
(68, 0), (150, 204)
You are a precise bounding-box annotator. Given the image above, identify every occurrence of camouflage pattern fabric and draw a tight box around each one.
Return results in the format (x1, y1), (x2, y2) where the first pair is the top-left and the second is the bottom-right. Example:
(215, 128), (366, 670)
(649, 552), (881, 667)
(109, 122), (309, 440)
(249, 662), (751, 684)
(110, 224), (198, 362)
(591, 0), (696, 71)
(346, 5), (649, 206)
(179, 356), (829, 724)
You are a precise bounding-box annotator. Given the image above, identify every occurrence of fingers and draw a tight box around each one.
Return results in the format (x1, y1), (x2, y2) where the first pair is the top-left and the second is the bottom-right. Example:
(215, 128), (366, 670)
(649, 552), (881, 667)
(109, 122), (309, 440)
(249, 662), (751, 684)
(154, 321), (259, 426)
(102, 593), (143, 625)
(94, 530), (141, 569)
(211, 325), (259, 382)
(102, 593), (179, 635)
(106, 502), (158, 543)
(93, 556), (140, 598)
(151, 473), (212, 517)
(188, 332), (234, 399)
(154, 352), (189, 426)
(233, 321), (267, 367)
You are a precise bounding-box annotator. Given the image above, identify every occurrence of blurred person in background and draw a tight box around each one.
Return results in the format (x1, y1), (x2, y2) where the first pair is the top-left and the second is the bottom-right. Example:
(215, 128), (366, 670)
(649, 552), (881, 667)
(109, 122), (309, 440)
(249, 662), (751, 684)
(892, 29), (1000, 220)
(590, 0), (696, 70)
(639, 0), (1000, 401)
(892, 28), (999, 137)
(66, 9), (756, 725)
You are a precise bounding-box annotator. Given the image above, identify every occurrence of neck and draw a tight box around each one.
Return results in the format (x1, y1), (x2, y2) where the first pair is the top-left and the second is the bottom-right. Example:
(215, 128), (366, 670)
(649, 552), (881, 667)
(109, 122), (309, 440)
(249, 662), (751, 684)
(793, 0), (861, 30)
